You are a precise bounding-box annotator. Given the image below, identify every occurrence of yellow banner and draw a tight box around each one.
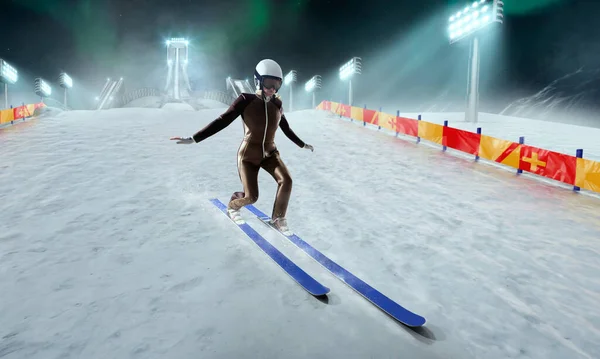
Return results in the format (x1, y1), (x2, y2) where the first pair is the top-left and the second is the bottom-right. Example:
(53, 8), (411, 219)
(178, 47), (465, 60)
(575, 158), (600, 193)
(351, 106), (363, 122)
(379, 112), (396, 131)
(418, 121), (443, 145)
(330, 102), (340, 115)
(0, 109), (15, 124)
(478, 135), (521, 169)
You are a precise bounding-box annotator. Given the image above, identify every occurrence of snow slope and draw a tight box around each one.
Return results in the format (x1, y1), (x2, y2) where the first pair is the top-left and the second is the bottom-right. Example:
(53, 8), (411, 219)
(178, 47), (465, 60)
(1, 105), (599, 359)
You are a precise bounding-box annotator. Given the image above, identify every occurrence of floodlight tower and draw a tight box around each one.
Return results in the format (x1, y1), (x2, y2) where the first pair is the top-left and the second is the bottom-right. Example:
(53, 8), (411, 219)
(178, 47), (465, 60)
(0, 59), (18, 109)
(34, 78), (52, 102)
(284, 70), (297, 112)
(339, 57), (361, 106)
(304, 75), (322, 108)
(165, 38), (192, 100)
(58, 72), (73, 108)
(448, 0), (504, 123)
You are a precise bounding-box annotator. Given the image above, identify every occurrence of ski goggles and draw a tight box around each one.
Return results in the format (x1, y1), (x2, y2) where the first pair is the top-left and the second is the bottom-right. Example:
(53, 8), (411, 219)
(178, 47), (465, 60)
(262, 77), (282, 90)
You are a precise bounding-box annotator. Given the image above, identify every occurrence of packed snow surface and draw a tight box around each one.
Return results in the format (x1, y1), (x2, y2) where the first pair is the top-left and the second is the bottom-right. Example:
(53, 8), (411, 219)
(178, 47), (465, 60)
(1, 106), (599, 359)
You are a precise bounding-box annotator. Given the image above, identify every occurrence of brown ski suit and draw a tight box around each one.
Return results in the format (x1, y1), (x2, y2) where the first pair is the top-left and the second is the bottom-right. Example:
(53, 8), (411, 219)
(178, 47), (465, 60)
(191, 91), (306, 219)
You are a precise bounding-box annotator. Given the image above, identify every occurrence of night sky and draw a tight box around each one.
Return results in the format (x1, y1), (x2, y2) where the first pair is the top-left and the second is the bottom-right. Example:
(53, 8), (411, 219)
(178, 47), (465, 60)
(1, 0), (597, 121)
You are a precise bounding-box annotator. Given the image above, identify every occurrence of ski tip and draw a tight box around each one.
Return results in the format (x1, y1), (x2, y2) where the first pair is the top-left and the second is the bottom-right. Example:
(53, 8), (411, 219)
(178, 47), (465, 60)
(312, 287), (331, 297)
(400, 316), (427, 328)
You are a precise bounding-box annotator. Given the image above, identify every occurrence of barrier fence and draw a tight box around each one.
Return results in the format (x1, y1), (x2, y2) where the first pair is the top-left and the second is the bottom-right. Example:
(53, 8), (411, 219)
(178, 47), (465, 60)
(316, 100), (600, 195)
(0, 102), (45, 126)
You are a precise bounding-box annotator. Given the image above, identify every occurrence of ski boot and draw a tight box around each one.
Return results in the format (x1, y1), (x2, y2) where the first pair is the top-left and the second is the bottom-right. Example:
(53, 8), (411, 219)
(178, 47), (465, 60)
(227, 207), (244, 224)
(271, 217), (293, 236)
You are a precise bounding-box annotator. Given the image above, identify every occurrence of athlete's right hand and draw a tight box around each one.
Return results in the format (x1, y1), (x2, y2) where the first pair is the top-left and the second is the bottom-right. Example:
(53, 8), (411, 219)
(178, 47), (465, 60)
(170, 136), (195, 144)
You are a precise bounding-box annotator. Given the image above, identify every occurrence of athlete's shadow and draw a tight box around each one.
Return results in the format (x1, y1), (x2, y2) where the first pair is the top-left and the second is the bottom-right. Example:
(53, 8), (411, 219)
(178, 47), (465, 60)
(314, 294), (442, 343)
(405, 326), (444, 344)
(404, 324), (444, 344)
(315, 294), (329, 304)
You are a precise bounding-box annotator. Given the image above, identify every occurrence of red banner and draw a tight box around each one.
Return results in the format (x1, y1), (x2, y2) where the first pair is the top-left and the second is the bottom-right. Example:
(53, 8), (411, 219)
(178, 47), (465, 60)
(13, 105), (30, 120)
(519, 145), (577, 185)
(391, 116), (418, 137)
(340, 104), (351, 118)
(443, 127), (481, 155)
(363, 109), (378, 125)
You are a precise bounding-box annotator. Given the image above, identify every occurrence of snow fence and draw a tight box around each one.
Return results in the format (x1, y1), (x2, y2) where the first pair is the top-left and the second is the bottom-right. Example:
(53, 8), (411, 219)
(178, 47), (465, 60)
(317, 100), (600, 196)
(0, 102), (46, 126)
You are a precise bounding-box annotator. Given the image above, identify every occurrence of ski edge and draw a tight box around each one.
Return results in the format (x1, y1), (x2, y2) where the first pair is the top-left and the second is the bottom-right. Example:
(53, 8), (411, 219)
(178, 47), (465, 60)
(208, 198), (330, 297)
(244, 204), (426, 327)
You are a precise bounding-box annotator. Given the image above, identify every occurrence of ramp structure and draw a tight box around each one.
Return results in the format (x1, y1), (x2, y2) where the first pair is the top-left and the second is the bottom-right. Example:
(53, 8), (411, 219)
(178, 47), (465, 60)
(95, 77), (124, 110)
(165, 38), (192, 100)
(226, 77), (254, 98)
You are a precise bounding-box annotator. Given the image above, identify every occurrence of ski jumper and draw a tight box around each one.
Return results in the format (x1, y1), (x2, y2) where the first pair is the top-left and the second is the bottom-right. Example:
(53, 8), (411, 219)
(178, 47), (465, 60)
(191, 92), (306, 220)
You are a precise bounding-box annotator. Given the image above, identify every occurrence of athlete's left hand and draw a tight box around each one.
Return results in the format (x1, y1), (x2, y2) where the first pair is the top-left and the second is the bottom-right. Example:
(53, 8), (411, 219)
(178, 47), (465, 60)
(170, 136), (194, 144)
(303, 143), (314, 152)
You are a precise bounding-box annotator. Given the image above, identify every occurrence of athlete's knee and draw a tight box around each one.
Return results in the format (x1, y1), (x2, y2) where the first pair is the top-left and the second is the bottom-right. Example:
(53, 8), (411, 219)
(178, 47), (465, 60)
(278, 173), (292, 189)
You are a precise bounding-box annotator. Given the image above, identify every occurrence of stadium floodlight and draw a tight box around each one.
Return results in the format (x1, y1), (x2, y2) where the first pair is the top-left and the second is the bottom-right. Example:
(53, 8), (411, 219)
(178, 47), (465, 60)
(34, 78), (52, 98)
(58, 72), (73, 108)
(284, 70), (297, 85)
(339, 57), (361, 106)
(0, 59), (18, 84)
(284, 70), (297, 112)
(448, 0), (504, 123)
(59, 72), (72, 89)
(448, 0), (503, 44)
(0, 59), (18, 109)
(304, 75), (322, 108)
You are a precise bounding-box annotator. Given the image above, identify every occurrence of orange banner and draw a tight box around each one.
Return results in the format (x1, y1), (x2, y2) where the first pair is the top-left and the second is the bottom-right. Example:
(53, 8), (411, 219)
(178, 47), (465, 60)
(330, 102), (341, 115)
(0, 109), (15, 124)
(418, 121), (443, 145)
(478, 135), (521, 169)
(378, 112), (395, 131)
(575, 158), (600, 192)
(351, 106), (363, 122)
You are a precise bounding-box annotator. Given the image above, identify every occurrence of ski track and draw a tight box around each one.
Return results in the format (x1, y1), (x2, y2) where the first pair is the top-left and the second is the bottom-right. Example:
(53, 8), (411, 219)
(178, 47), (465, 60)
(0, 107), (599, 358)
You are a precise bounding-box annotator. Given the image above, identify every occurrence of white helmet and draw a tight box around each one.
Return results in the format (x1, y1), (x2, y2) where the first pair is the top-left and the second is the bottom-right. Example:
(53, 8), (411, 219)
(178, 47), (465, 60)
(254, 59), (283, 92)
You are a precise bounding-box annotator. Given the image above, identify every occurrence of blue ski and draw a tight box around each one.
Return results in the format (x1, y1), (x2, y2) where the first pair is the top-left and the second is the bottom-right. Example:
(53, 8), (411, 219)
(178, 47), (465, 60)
(209, 199), (330, 297)
(244, 205), (426, 327)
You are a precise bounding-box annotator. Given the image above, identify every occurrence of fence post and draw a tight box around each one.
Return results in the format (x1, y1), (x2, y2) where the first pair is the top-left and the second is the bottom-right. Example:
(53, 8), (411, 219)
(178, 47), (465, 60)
(574, 149), (583, 191)
(475, 127), (482, 161)
(417, 115), (421, 143)
(395, 110), (400, 137)
(378, 107), (382, 130)
(443, 120), (448, 151)
(517, 136), (525, 174)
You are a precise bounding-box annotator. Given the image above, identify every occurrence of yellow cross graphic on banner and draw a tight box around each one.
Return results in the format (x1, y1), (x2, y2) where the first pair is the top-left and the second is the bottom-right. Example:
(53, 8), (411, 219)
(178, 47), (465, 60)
(522, 152), (547, 171)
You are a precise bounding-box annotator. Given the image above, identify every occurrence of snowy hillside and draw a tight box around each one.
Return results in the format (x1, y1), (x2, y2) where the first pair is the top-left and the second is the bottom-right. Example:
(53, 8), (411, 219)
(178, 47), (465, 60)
(1, 106), (599, 359)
